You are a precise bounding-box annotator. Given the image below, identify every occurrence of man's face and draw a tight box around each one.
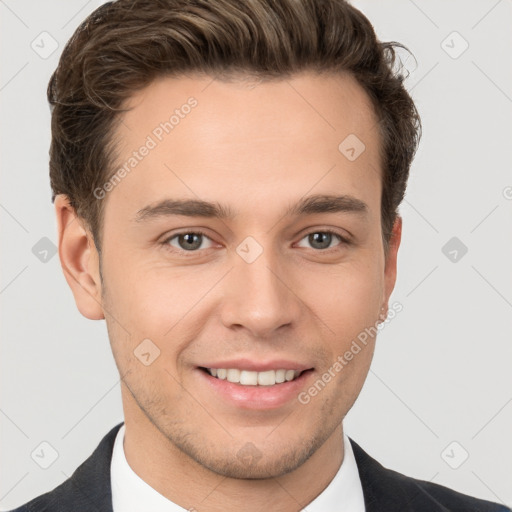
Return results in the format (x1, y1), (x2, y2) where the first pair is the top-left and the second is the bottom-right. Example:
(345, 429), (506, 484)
(89, 72), (399, 478)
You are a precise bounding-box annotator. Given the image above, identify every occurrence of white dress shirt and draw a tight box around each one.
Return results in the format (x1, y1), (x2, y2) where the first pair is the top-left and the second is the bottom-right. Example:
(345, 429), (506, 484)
(111, 423), (365, 511)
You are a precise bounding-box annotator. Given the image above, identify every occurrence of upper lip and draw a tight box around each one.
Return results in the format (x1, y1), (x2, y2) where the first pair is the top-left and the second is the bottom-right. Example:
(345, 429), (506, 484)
(199, 358), (313, 372)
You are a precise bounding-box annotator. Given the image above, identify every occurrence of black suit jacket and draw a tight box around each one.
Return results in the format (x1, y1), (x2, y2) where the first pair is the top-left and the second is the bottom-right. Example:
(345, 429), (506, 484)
(9, 422), (510, 512)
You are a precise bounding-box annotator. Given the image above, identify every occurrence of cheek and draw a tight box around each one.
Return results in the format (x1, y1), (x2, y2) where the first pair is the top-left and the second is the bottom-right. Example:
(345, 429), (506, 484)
(103, 256), (178, 328)
(297, 257), (382, 392)
(103, 264), (218, 366)
(303, 258), (384, 330)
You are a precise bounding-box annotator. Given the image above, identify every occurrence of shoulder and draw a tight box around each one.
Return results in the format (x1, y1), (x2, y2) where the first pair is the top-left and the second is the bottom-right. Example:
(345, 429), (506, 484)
(7, 423), (123, 512)
(349, 438), (511, 512)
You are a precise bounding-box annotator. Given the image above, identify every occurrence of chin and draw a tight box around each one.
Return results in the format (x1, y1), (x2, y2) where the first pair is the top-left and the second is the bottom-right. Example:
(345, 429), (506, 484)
(168, 429), (324, 480)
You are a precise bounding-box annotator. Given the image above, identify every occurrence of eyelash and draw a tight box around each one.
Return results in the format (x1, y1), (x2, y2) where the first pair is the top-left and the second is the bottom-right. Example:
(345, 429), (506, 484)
(160, 229), (350, 257)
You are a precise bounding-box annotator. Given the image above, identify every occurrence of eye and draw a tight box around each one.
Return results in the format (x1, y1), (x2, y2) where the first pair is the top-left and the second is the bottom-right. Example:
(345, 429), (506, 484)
(296, 230), (348, 251)
(163, 231), (214, 252)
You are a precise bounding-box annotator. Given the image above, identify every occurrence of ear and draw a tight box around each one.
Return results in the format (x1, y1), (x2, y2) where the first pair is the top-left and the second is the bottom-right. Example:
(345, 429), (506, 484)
(381, 215), (402, 315)
(54, 194), (105, 320)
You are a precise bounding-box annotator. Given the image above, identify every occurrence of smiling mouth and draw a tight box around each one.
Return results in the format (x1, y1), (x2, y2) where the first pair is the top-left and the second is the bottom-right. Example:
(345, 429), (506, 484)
(199, 367), (311, 386)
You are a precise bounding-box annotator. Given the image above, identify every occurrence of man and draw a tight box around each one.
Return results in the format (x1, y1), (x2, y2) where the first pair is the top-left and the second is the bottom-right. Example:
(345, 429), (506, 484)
(9, 0), (510, 511)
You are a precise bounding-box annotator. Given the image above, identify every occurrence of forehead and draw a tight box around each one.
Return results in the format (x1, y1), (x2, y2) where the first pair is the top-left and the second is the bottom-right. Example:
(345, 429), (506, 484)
(105, 71), (382, 227)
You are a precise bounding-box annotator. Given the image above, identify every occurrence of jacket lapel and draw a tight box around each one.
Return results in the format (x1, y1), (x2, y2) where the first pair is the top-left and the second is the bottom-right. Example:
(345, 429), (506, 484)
(56, 422), (123, 512)
(349, 437), (418, 512)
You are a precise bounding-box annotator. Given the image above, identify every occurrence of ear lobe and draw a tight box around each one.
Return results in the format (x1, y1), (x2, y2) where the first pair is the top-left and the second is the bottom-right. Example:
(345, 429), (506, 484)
(55, 195), (105, 320)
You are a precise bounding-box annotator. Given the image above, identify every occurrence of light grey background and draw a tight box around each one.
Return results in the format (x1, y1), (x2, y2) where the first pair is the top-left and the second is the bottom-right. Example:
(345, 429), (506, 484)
(1, 0), (511, 509)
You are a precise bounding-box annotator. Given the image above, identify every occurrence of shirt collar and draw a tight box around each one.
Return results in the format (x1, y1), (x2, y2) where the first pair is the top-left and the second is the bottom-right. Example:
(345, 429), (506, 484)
(111, 423), (365, 511)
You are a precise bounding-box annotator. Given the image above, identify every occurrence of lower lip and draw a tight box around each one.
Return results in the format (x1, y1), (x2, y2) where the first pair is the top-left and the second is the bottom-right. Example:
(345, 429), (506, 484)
(197, 368), (314, 410)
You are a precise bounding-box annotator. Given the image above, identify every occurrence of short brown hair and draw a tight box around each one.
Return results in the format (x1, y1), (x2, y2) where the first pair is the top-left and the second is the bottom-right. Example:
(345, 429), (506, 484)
(48, 0), (421, 255)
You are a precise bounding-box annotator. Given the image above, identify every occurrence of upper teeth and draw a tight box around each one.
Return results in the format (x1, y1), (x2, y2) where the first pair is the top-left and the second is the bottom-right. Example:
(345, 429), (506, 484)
(207, 368), (300, 386)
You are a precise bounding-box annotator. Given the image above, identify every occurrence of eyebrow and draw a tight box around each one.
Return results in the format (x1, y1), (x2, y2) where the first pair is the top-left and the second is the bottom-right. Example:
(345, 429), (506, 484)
(133, 194), (369, 223)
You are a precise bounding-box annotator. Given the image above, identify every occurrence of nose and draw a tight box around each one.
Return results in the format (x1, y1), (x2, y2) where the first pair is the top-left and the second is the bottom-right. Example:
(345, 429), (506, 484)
(219, 244), (303, 339)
